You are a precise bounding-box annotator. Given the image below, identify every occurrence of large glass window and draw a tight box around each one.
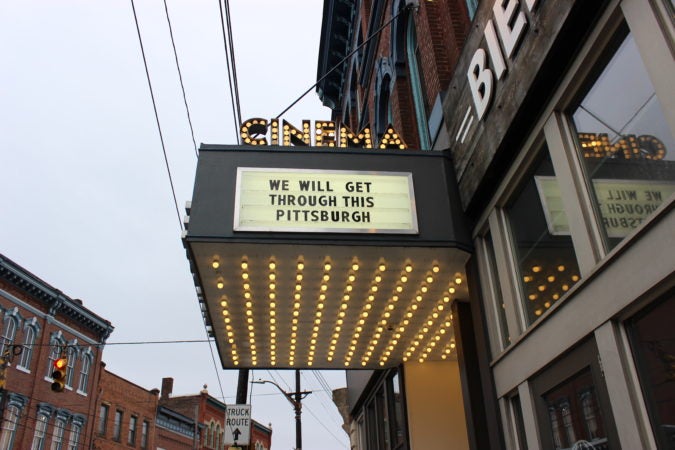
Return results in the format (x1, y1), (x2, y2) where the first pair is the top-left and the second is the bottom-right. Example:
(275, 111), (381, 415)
(506, 149), (581, 325)
(406, 15), (431, 149)
(627, 293), (675, 448)
(572, 27), (675, 251)
(485, 232), (510, 348)
(113, 410), (122, 441)
(141, 420), (149, 449)
(77, 353), (91, 394)
(543, 368), (609, 449)
(0, 315), (18, 357)
(18, 323), (37, 370)
(67, 423), (81, 450)
(97, 404), (108, 436)
(0, 404), (20, 449)
(51, 418), (66, 450)
(128, 415), (137, 446)
(31, 412), (49, 450)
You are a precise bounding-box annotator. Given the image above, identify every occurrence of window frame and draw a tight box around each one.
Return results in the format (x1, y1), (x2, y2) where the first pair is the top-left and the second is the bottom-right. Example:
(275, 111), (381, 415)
(113, 409), (123, 442)
(18, 320), (39, 371)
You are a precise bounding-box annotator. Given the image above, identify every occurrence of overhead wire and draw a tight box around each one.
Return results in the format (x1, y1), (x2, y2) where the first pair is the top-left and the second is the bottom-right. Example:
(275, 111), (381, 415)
(217, 0), (242, 142)
(130, 0), (231, 401)
(129, 0), (183, 231)
(162, 0), (199, 158)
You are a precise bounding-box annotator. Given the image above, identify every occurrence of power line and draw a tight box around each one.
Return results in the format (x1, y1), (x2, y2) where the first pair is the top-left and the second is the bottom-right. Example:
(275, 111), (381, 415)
(129, 0), (183, 231)
(162, 0), (199, 158)
(217, 0), (242, 142)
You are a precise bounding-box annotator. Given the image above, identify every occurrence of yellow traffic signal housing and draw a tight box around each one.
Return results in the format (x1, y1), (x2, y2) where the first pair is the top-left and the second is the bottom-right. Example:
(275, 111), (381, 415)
(51, 358), (68, 392)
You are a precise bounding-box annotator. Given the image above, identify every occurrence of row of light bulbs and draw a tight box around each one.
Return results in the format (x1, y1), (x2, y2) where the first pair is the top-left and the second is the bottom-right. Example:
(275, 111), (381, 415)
(212, 256), (463, 366)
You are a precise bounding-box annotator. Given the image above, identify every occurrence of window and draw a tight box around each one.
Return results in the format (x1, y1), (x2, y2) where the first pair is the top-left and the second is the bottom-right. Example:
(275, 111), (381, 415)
(51, 417), (66, 450)
(31, 412), (49, 450)
(406, 14), (431, 149)
(626, 293), (675, 448)
(46, 339), (64, 379)
(571, 26), (675, 252)
(0, 314), (18, 357)
(113, 410), (122, 441)
(375, 59), (393, 138)
(141, 420), (149, 449)
(97, 404), (108, 435)
(67, 423), (81, 450)
(77, 353), (92, 394)
(0, 404), (21, 449)
(355, 368), (408, 450)
(483, 232), (510, 349)
(509, 394), (527, 450)
(465, 0), (478, 20)
(128, 415), (137, 446)
(506, 149), (581, 325)
(18, 321), (38, 370)
(65, 347), (76, 388)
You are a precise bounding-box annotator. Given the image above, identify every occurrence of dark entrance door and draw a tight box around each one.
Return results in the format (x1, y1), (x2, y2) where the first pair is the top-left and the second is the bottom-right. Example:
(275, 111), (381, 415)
(532, 338), (621, 450)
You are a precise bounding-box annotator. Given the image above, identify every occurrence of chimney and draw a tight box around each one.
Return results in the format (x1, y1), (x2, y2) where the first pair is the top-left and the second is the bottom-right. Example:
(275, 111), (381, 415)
(161, 377), (174, 400)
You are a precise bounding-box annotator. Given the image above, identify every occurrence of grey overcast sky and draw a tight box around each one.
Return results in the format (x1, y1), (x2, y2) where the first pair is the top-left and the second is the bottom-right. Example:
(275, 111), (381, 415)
(0, 1), (348, 449)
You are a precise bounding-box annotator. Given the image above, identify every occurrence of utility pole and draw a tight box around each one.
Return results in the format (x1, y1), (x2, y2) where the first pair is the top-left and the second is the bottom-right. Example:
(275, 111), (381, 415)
(252, 370), (311, 450)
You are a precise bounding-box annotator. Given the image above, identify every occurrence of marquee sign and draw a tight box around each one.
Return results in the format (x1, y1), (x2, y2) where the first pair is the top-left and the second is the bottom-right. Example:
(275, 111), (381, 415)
(234, 168), (418, 234)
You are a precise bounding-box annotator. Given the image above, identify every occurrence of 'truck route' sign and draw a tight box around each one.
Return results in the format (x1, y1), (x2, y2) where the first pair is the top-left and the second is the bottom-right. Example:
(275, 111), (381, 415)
(224, 404), (251, 446)
(234, 168), (418, 234)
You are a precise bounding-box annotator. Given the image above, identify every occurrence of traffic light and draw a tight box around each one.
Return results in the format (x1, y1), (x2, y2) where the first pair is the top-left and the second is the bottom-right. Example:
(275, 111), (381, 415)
(51, 357), (68, 392)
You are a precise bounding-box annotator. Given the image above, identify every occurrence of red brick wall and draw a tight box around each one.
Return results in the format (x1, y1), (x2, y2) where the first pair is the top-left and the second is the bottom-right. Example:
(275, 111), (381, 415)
(342, 0), (470, 149)
(0, 279), (106, 450)
(93, 370), (159, 450)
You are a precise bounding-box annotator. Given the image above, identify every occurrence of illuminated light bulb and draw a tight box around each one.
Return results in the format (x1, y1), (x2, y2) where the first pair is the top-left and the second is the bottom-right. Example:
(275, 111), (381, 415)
(405, 265), (413, 273)
(371, 286), (378, 292)
(421, 286), (428, 293)
(269, 273), (276, 281)
(411, 304), (418, 310)
(375, 275), (382, 283)
(396, 286), (403, 292)
(562, 284), (569, 291)
(348, 274), (355, 282)
(571, 275), (580, 282)
(217, 281), (224, 289)
(523, 275), (533, 283)
(212, 260), (220, 269)
(443, 296), (450, 303)
(552, 293), (560, 300)
(448, 287), (456, 294)
(455, 277), (462, 284)
(401, 275), (408, 283)
(538, 285), (546, 292)
(450, 342), (456, 349)
(269, 261), (276, 270)
(544, 301), (551, 308)
(220, 300), (228, 307)
(433, 265), (440, 273)
(297, 262), (304, 270)
(438, 304), (444, 311)
(241, 261), (248, 270)
(352, 263), (359, 271)
(242, 273), (249, 280)
(532, 266), (542, 273)
(324, 263), (331, 271)
(406, 312), (413, 318)
(416, 295), (423, 302)
(379, 264), (386, 271)
(426, 276), (433, 283)
(547, 275), (556, 283)
(535, 309), (543, 316)
(557, 265), (565, 272)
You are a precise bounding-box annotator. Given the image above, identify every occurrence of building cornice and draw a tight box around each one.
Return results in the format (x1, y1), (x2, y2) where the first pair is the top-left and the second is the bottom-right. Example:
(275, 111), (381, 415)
(0, 254), (114, 342)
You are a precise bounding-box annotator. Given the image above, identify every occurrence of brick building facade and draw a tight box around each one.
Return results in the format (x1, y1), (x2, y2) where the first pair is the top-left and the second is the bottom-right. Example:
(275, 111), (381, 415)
(0, 254), (114, 449)
(93, 369), (159, 450)
(317, 0), (470, 150)
(0, 253), (273, 450)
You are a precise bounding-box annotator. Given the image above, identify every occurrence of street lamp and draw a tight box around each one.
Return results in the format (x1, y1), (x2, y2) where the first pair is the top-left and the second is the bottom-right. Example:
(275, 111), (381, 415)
(252, 371), (311, 450)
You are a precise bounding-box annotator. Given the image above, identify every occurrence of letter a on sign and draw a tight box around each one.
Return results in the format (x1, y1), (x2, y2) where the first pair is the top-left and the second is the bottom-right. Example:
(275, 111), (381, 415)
(224, 404), (251, 446)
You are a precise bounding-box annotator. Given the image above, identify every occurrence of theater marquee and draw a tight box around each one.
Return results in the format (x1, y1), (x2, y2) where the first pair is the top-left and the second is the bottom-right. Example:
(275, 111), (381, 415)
(234, 168), (418, 233)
